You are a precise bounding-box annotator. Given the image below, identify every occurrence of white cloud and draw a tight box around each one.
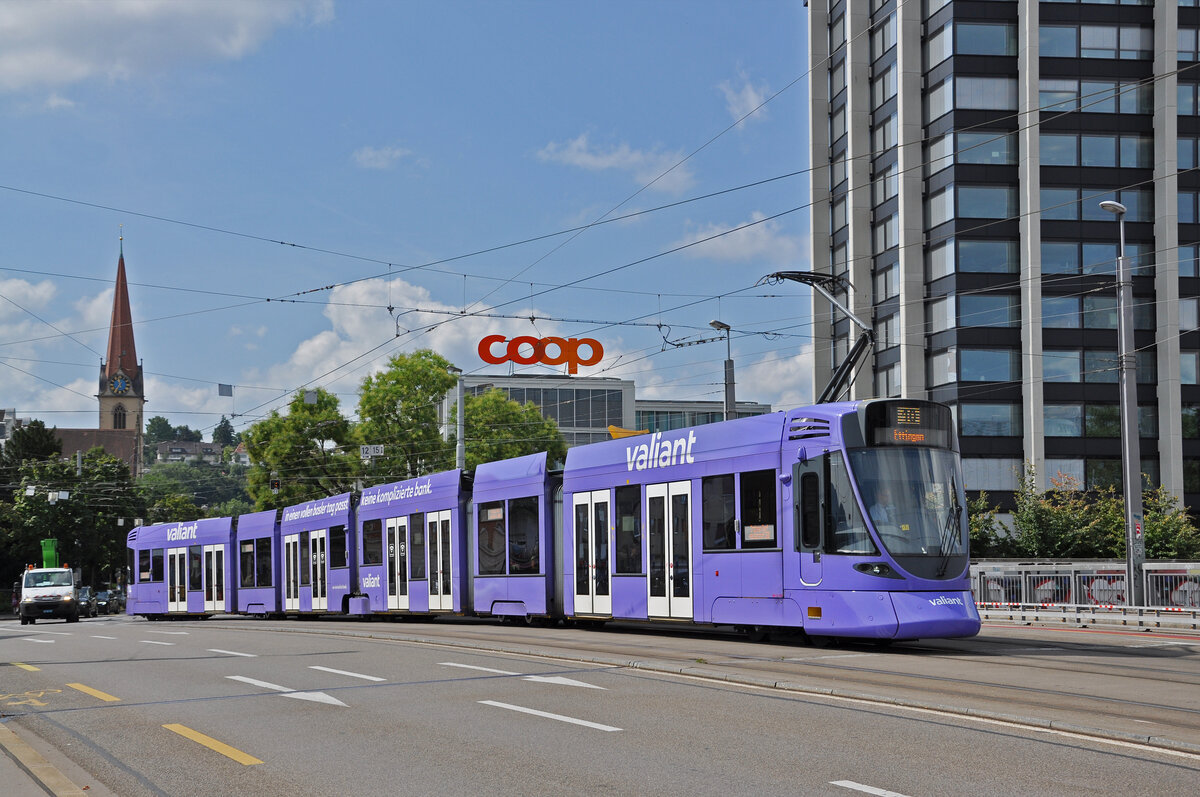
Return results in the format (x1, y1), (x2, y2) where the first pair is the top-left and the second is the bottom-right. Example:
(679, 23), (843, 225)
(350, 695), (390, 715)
(719, 68), (770, 127)
(674, 212), (803, 266)
(537, 133), (695, 194)
(352, 145), (413, 170)
(0, 278), (58, 319)
(0, 0), (333, 92)
(739, 348), (814, 409)
(42, 92), (75, 110)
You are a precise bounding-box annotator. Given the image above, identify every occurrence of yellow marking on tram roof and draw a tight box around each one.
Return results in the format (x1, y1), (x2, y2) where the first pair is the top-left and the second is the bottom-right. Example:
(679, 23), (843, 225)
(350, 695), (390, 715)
(9, 662), (39, 671)
(66, 683), (121, 702)
(162, 723), (263, 766)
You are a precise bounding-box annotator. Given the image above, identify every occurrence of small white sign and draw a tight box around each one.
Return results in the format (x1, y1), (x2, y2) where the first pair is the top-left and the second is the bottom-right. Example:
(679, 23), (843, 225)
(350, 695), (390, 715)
(361, 445), (385, 457)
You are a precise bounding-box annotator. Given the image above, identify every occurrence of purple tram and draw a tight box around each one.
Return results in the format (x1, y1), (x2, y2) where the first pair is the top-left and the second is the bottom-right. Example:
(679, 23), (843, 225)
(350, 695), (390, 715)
(236, 509), (280, 615)
(126, 518), (234, 618)
(355, 470), (470, 615)
(278, 493), (356, 615)
(471, 452), (559, 621)
(554, 398), (979, 640)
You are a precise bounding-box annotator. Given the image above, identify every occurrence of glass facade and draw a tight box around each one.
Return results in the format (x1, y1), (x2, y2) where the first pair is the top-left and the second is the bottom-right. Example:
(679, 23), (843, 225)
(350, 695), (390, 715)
(810, 0), (1197, 509)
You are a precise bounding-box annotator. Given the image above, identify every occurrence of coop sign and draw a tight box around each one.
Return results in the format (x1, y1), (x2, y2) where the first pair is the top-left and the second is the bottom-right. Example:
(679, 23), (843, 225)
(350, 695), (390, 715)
(477, 335), (604, 374)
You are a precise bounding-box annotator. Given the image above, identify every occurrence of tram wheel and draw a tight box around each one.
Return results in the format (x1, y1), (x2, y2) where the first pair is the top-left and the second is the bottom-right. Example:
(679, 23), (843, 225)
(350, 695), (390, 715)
(742, 625), (769, 643)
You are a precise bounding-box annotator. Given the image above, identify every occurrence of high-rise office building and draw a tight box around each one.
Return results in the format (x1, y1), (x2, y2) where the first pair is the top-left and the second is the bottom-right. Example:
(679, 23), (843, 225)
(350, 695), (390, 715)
(808, 1), (1199, 508)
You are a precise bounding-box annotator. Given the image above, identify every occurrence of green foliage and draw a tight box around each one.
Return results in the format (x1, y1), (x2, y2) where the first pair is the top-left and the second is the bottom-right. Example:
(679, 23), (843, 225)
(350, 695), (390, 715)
(139, 461), (250, 516)
(970, 466), (1200, 560)
(454, 388), (567, 470)
(0, 420), (62, 489)
(212, 416), (239, 448)
(967, 490), (1013, 557)
(357, 350), (458, 480)
(242, 388), (360, 510)
(1143, 485), (1200, 559)
(1, 449), (143, 588)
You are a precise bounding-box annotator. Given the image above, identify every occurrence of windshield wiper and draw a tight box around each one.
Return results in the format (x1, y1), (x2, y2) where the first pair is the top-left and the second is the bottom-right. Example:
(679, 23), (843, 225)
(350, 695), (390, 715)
(936, 479), (962, 577)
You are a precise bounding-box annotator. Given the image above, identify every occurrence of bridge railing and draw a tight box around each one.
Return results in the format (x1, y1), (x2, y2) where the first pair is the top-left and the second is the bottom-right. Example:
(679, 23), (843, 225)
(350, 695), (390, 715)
(969, 561), (1200, 631)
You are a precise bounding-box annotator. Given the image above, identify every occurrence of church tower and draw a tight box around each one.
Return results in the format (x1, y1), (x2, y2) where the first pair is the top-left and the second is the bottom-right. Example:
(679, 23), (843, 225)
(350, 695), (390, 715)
(97, 242), (145, 471)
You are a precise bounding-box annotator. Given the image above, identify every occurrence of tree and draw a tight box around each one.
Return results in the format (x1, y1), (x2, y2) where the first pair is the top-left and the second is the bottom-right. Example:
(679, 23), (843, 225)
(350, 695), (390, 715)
(967, 490), (1013, 557)
(454, 388), (567, 470)
(0, 420), (62, 490)
(357, 350), (458, 480)
(242, 388), (359, 510)
(212, 416), (239, 448)
(139, 461), (250, 516)
(3, 449), (143, 588)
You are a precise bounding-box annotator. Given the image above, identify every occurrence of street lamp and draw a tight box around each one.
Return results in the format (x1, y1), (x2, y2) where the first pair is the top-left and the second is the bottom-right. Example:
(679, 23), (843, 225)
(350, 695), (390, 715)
(1099, 199), (1146, 607)
(709, 320), (735, 421)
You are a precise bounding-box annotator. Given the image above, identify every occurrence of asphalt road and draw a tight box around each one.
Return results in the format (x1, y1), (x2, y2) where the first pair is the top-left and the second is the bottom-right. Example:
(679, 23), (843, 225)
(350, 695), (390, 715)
(2, 614), (1198, 796)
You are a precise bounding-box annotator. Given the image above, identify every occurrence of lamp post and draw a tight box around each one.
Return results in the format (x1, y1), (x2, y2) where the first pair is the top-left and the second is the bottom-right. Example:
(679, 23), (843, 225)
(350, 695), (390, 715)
(1099, 199), (1145, 607)
(447, 366), (465, 470)
(709, 320), (735, 421)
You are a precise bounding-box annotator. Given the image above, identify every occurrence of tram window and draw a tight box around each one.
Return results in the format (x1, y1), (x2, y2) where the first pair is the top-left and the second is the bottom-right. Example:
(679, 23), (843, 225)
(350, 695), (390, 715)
(188, 545), (202, 591)
(740, 469), (777, 549)
(702, 475), (736, 550)
(799, 473), (821, 549)
(825, 451), (877, 555)
(509, 496), (539, 574)
(299, 532), (311, 586)
(240, 542), (255, 588)
(362, 519), (383, 565)
(478, 501), (506, 575)
(614, 485), (642, 574)
(329, 525), (348, 568)
(139, 549), (151, 582)
(151, 548), (164, 582)
(410, 512), (426, 579)
(255, 538), (272, 587)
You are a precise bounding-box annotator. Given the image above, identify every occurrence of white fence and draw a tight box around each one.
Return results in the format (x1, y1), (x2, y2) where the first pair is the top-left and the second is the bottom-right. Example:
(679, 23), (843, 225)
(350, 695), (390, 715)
(970, 561), (1200, 631)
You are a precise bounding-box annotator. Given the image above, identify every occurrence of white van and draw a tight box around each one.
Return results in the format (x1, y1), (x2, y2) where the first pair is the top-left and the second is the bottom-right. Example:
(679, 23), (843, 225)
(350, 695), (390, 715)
(18, 567), (79, 625)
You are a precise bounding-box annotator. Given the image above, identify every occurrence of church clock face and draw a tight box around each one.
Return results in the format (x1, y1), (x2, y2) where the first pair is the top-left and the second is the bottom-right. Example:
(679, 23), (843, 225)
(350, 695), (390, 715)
(109, 374), (130, 395)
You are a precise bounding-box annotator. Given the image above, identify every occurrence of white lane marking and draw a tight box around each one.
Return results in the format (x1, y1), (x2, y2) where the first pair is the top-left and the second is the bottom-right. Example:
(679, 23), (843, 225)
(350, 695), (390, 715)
(24, 638), (55, 644)
(209, 649), (257, 658)
(141, 640), (175, 646)
(831, 780), (912, 797)
(228, 676), (291, 693)
(441, 662), (519, 675)
(7, 627), (72, 636)
(144, 630), (190, 635)
(91, 635), (117, 640)
(309, 665), (385, 682)
(479, 700), (621, 732)
(226, 675), (347, 707)
(441, 662), (603, 689)
(523, 675), (606, 690)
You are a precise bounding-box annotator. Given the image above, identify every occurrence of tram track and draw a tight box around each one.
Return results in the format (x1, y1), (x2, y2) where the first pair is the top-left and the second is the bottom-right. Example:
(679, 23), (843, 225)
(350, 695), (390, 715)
(194, 615), (1200, 751)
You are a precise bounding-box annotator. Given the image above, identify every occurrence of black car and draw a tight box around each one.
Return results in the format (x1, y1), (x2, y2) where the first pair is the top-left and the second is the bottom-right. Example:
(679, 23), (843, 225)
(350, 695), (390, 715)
(78, 586), (97, 618)
(95, 590), (114, 614)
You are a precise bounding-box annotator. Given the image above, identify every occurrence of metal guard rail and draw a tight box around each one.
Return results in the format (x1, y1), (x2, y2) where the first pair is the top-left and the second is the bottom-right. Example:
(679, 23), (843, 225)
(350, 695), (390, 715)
(971, 561), (1200, 632)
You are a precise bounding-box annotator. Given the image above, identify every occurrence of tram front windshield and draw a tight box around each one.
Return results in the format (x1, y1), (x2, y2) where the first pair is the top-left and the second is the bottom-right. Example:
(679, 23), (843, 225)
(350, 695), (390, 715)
(847, 446), (964, 557)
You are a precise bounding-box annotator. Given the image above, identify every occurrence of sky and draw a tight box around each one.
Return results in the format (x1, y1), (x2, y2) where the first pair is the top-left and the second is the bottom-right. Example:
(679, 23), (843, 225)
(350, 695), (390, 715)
(0, 0), (812, 439)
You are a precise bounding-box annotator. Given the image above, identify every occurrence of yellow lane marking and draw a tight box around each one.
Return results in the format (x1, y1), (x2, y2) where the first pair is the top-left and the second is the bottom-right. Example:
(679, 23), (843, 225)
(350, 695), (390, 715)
(66, 683), (121, 702)
(9, 662), (39, 671)
(162, 723), (263, 766)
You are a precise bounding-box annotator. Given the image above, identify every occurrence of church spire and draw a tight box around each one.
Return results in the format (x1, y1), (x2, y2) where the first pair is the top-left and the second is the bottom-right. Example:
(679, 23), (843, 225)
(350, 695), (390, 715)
(104, 240), (138, 380)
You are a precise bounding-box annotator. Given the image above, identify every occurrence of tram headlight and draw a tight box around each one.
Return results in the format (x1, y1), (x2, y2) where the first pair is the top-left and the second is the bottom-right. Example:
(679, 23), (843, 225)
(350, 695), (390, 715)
(854, 562), (901, 579)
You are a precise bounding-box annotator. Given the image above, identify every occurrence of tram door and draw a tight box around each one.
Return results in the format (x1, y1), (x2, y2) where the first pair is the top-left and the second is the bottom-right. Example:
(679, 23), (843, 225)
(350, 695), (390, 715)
(167, 547), (187, 612)
(427, 511), (453, 611)
(647, 481), (693, 619)
(387, 517), (409, 611)
(202, 544), (225, 612)
(572, 490), (611, 616)
(310, 530), (328, 611)
(283, 534), (301, 611)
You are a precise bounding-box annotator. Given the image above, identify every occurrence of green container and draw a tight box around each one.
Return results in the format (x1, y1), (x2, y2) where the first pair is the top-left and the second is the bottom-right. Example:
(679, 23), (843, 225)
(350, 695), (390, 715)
(40, 538), (58, 568)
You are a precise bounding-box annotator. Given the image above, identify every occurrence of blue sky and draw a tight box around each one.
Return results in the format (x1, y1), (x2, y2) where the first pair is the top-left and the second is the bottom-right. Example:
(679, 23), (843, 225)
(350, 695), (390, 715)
(0, 0), (811, 438)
